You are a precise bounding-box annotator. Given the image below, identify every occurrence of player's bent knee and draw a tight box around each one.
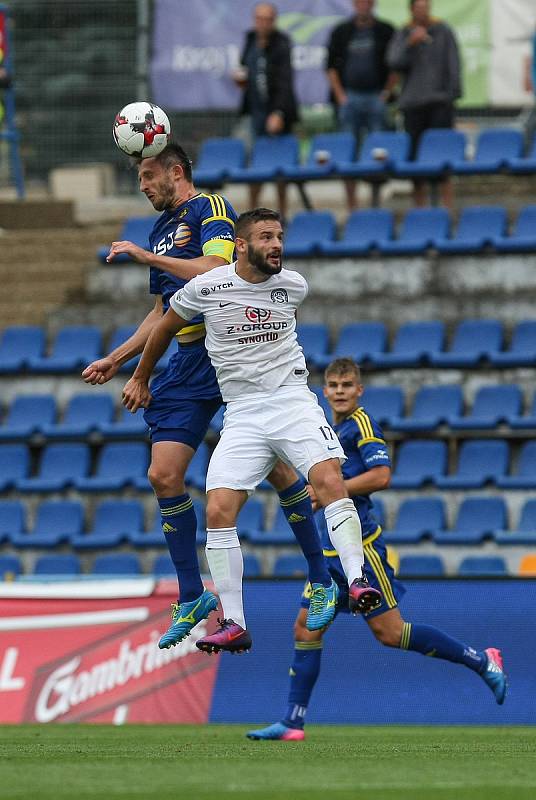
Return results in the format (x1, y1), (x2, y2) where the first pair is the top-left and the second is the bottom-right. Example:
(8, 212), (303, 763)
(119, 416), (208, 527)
(309, 460), (346, 502)
(148, 465), (185, 496)
(206, 492), (240, 528)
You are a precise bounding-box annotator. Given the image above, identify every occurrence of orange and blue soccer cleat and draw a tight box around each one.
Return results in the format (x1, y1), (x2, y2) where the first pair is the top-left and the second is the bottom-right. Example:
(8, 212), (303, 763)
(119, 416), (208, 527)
(246, 722), (305, 741)
(481, 647), (507, 705)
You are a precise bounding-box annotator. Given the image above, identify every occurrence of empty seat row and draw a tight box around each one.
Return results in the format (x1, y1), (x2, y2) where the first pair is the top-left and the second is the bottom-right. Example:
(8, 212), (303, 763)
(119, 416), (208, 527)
(0, 325), (175, 374)
(283, 205), (536, 258)
(189, 128), (536, 192)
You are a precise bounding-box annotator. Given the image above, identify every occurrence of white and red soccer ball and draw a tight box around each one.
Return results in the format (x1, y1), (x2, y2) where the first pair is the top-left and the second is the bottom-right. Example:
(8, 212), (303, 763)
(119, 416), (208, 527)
(113, 101), (171, 158)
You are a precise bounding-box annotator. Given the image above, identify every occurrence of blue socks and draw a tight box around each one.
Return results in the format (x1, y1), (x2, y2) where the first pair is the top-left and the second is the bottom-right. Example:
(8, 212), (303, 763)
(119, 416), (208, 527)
(282, 641), (323, 730)
(401, 622), (486, 674)
(159, 494), (204, 603)
(278, 479), (331, 586)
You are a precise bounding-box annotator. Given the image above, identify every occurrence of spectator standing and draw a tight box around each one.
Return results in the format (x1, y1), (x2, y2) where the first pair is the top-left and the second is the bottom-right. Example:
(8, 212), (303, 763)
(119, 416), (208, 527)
(387, 0), (461, 208)
(326, 0), (395, 210)
(523, 29), (536, 145)
(234, 3), (298, 220)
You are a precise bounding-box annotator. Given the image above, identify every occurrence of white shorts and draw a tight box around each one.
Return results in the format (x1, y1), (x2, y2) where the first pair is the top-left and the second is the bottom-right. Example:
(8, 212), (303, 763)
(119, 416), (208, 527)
(206, 385), (346, 493)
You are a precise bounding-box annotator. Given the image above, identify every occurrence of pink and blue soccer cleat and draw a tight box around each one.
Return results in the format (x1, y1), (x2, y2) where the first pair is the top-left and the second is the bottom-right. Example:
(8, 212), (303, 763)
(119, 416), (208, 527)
(196, 618), (252, 654)
(348, 575), (382, 615)
(246, 722), (305, 741)
(481, 647), (507, 705)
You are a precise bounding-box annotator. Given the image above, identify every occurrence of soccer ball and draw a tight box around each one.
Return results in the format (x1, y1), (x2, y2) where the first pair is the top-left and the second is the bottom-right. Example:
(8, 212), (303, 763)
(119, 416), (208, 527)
(113, 101), (171, 158)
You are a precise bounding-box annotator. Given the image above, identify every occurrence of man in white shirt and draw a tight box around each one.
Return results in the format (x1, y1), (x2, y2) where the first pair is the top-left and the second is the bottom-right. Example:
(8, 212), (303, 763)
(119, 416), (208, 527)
(122, 208), (382, 652)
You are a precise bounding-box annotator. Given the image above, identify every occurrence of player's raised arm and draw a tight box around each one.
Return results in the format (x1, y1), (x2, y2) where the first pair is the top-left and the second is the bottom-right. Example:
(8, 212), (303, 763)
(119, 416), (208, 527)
(121, 306), (188, 412)
(107, 241), (227, 280)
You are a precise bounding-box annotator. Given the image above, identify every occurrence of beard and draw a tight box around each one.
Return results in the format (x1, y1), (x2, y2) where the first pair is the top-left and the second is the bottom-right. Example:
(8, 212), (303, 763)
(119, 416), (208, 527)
(149, 178), (176, 211)
(247, 243), (282, 275)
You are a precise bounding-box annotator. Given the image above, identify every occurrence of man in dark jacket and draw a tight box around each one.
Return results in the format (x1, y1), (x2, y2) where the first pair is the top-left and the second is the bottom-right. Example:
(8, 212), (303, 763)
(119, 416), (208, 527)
(387, 0), (461, 207)
(326, 0), (395, 209)
(235, 3), (298, 218)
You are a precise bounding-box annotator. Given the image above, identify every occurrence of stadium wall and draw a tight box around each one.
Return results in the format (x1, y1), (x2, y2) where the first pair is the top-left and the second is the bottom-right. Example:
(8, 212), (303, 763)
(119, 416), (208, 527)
(0, 580), (533, 725)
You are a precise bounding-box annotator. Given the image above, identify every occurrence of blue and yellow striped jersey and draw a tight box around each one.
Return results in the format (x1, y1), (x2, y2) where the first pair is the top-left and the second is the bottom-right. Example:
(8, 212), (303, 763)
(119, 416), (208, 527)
(334, 406), (391, 537)
(149, 192), (237, 318)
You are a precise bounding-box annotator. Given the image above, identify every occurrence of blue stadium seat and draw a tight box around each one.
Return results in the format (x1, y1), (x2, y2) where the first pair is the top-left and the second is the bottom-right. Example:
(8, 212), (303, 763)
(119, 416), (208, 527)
(208, 405), (225, 435)
(98, 406), (148, 439)
(370, 497), (386, 529)
(243, 554), (262, 578)
(374, 321), (445, 368)
(0, 394), (57, 441)
(458, 556), (507, 576)
(227, 134), (299, 183)
(193, 137), (246, 187)
(249, 506), (294, 545)
(379, 208), (451, 255)
(489, 320), (536, 367)
(42, 393), (115, 439)
(436, 440), (509, 489)
(506, 134), (536, 174)
(72, 499), (144, 549)
(0, 326), (45, 373)
(237, 498), (265, 542)
(510, 391), (536, 429)
(430, 319), (503, 367)
(453, 128), (524, 174)
(153, 553), (175, 577)
(315, 322), (387, 369)
(493, 206), (536, 254)
(319, 209), (394, 257)
(382, 497), (446, 544)
(284, 211), (337, 257)
(448, 385), (522, 429)
(390, 385), (463, 432)
(11, 500), (84, 548)
(0, 500), (25, 544)
(76, 442), (149, 491)
(389, 440), (447, 489)
(16, 443), (90, 492)
(33, 554), (81, 577)
(497, 441), (536, 489)
(310, 385), (332, 422)
(495, 499), (536, 545)
(185, 441), (210, 491)
(398, 555), (445, 577)
(393, 128), (467, 178)
(28, 326), (102, 373)
(92, 553), (142, 576)
(0, 555), (22, 579)
(360, 386), (404, 427)
(0, 444), (30, 490)
(335, 131), (410, 178)
(435, 206), (508, 254)
(433, 497), (507, 545)
(282, 132), (356, 181)
(108, 326), (139, 373)
(272, 554), (307, 577)
(296, 323), (329, 366)
(98, 216), (156, 263)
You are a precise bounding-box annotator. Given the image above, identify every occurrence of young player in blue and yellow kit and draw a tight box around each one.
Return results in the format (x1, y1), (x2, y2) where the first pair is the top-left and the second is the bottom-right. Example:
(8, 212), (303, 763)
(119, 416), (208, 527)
(248, 357), (507, 740)
(83, 145), (339, 648)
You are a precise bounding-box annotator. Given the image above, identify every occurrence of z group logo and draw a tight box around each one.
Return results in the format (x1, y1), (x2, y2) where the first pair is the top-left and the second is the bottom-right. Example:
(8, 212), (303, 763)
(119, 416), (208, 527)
(270, 288), (288, 304)
(245, 307), (271, 323)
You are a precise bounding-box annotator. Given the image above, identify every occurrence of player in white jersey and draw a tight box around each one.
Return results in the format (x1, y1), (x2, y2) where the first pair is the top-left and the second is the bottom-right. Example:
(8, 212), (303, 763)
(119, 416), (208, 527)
(122, 208), (382, 652)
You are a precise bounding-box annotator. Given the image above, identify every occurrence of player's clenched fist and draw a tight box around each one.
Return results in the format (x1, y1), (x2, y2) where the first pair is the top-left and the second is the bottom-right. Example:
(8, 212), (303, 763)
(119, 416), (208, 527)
(82, 357), (119, 385)
(122, 377), (152, 413)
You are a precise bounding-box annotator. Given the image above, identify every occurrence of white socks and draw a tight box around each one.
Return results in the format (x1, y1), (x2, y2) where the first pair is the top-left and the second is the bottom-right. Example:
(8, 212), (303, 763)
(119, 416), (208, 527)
(324, 498), (364, 585)
(205, 527), (245, 628)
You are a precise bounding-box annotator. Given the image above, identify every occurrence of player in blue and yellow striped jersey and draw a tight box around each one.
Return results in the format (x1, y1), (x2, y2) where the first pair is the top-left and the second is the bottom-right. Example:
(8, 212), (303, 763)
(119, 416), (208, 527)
(83, 144), (336, 647)
(248, 357), (507, 741)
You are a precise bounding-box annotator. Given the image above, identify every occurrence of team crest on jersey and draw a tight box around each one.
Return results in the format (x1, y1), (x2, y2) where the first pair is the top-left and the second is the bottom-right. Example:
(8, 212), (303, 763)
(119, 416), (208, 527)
(174, 223), (192, 247)
(271, 288), (288, 304)
(178, 208), (189, 218)
(245, 306), (271, 323)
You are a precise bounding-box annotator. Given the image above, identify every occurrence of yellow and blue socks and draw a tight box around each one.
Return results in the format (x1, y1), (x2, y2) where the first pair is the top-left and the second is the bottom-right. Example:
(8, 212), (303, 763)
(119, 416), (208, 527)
(278, 479), (331, 586)
(282, 640), (323, 730)
(159, 493), (204, 602)
(401, 622), (487, 673)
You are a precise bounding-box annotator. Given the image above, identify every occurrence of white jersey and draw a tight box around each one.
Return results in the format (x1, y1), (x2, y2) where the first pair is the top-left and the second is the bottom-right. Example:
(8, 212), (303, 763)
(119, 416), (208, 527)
(170, 261), (309, 401)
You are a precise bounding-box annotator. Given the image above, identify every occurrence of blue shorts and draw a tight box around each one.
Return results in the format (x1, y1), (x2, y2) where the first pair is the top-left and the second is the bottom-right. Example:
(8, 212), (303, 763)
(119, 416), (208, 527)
(301, 528), (406, 620)
(144, 340), (222, 449)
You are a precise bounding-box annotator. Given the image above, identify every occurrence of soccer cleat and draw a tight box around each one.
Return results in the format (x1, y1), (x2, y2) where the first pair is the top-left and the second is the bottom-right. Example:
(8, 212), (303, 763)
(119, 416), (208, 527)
(481, 647), (507, 705)
(196, 618), (252, 654)
(246, 722), (305, 741)
(158, 589), (218, 649)
(348, 575), (382, 615)
(306, 578), (339, 631)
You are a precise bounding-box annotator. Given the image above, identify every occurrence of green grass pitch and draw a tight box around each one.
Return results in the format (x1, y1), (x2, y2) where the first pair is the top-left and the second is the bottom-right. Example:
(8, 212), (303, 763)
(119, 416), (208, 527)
(1, 725), (535, 800)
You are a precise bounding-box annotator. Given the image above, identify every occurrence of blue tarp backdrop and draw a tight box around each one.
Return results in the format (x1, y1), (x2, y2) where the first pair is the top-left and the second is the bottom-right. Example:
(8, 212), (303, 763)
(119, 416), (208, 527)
(210, 580), (535, 725)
